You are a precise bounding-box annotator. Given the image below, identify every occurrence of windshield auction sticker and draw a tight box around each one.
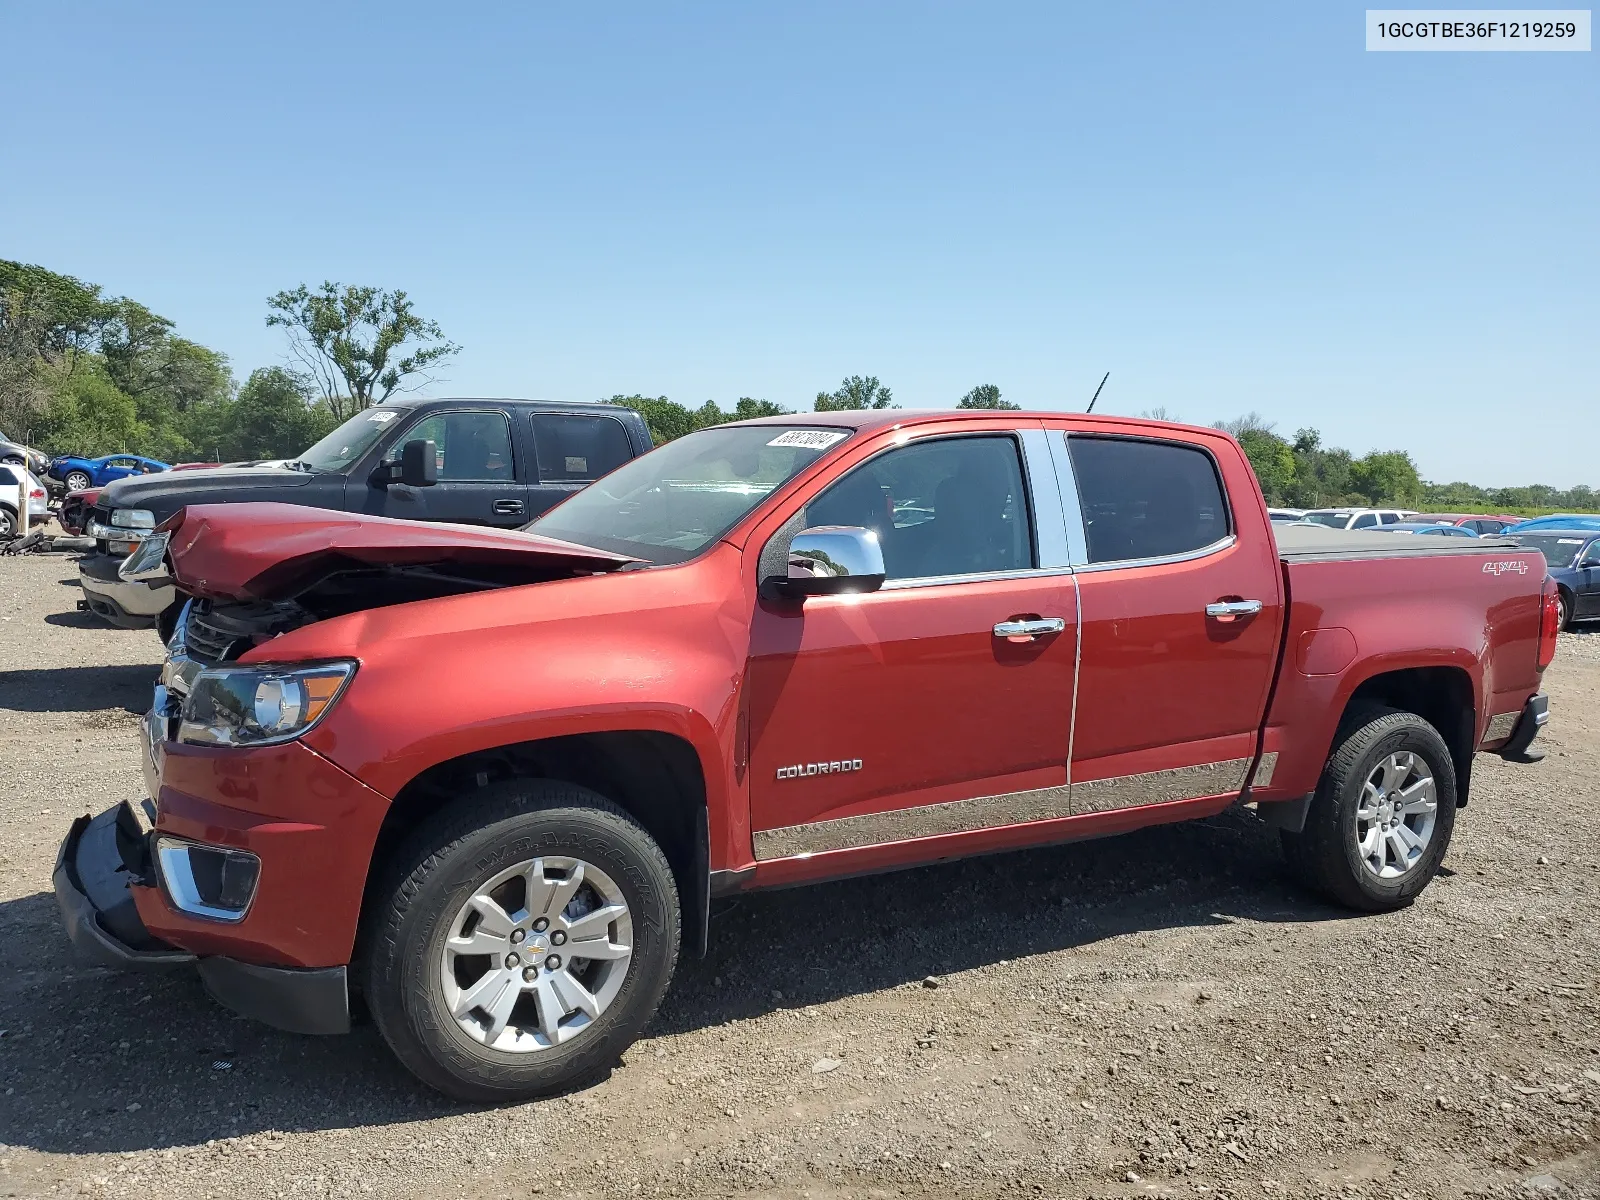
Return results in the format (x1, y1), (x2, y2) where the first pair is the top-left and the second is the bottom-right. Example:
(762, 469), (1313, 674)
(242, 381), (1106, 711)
(767, 430), (848, 449)
(1367, 10), (1590, 49)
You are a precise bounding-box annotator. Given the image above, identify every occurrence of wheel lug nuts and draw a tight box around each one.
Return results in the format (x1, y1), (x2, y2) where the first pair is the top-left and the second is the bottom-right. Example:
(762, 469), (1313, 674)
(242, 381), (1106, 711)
(505, 953), (520, 969)
(551, 931), (567, 946)
(532, 918), (549, 933)
(545, 954), (562, 971)
(510, 929), (525, 944)
(523, 967), (536, 982)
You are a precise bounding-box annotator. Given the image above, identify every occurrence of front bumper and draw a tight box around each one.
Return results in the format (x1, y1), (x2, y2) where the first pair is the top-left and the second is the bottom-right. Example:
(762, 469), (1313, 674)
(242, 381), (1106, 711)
(78, 552), (174, 627)
(54, 804), (350, 1035)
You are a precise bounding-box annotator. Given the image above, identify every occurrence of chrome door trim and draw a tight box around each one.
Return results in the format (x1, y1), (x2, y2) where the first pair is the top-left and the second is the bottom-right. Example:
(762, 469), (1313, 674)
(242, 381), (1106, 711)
(1075, 535), (1238, 574)
(1249, 752), (1279, 787)
(878, 565), (1077, 591)
(753, 783), (1074, 859)
(1069, 758), (1255, 815)
(751, 756), (1253, 860)
(1019, 427), (1073, 570)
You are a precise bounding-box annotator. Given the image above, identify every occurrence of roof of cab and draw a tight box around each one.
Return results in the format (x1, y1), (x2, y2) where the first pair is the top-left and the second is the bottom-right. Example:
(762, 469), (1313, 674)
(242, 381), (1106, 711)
(720, 410), (1228, 438)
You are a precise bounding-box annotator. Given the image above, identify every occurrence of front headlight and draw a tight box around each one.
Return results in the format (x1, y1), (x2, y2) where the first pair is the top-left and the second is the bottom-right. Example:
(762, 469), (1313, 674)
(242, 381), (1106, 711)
(177, 661), (357, 747)
(112, 508), (156, 529)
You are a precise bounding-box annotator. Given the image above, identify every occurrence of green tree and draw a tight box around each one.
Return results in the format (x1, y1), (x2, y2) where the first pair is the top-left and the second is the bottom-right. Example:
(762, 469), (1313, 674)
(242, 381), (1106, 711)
(611, 395), (696, 445)
(815, 375), (894, 411)
(199, 368), (333, 462)
(731, 397), (788, 420)
(31, 359), (142, 456)
(0, 260), (117, 435)
(266, 282), (459, 420)
(1349, 450), (1423, 507)
(957, 384), (1019, 410)
(1237, 428), (1297, 505)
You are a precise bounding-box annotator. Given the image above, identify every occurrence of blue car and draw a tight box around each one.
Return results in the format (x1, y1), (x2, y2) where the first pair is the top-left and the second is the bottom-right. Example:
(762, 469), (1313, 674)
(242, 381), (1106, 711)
(1373, 522), (1482, 538)
(47, 453), (170, 493)
(1504, 514), (1600, 534)
(1510, 528), (1600, 630)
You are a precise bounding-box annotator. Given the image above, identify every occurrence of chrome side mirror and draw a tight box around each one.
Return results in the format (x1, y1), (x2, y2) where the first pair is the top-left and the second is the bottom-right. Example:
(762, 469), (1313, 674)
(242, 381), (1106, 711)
(773, 525), (886, 598)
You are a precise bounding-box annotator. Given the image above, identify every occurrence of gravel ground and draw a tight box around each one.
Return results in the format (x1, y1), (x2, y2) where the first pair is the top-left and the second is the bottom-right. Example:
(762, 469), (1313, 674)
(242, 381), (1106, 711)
(2, 550), (1598, 1200)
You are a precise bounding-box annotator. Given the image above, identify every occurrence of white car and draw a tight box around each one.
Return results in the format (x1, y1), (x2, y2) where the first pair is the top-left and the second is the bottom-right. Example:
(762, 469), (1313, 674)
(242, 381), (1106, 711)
(1296, 507), (1417, 531)
(1267, 507), (1306, 524)
(0, 464), (50, 538)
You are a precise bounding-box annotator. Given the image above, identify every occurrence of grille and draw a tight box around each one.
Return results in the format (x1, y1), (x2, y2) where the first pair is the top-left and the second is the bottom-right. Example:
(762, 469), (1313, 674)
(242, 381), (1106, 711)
(183, 607), (248, 665)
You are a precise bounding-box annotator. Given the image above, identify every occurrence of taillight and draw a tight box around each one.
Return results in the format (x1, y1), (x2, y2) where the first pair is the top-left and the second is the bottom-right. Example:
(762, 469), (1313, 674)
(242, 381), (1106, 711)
(29, 487), (44, 500)
(1537, 581), (1560, 670)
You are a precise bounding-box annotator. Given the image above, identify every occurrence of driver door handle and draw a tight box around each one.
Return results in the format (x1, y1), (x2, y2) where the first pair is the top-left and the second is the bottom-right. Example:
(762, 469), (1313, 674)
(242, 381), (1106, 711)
(1205, 599), (1264, 621)
(492, 498), (526, 515)
(993, 617), (1066, 640)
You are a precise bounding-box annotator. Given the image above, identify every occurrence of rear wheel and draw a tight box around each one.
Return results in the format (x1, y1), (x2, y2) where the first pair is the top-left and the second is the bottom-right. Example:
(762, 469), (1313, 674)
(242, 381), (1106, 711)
(1281, 707), (1457, 912)
(0, 505), (15, 539)
(363, 780), (680, 1102)
(64, 470), (92, 493)
(1555, 589), (1572, 632)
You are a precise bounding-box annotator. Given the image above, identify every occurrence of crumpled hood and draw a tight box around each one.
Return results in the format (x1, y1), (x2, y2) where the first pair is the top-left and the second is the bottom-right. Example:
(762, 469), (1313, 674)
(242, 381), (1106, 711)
(165, 502), (636, 601)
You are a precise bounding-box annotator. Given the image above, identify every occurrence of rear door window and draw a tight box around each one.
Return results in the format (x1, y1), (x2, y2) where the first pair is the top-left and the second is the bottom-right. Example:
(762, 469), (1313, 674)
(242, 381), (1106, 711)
(530, 414), (634, 483)
(1067, 436), (1229, 564)
(1351, 513), (1379, 529)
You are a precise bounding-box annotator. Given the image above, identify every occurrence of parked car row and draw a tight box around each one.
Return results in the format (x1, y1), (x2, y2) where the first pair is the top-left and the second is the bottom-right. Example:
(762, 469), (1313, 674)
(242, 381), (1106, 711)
(0, 463), (50, 536)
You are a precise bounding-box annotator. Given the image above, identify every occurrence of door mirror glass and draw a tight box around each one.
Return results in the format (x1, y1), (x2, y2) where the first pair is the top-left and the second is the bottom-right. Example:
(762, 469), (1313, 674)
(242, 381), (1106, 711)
(773, 526), (886, 597)
(397, 439), (438, 488)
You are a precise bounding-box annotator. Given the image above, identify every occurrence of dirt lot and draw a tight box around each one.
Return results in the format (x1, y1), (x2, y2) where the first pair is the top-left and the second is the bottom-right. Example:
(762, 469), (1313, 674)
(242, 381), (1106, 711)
(2, 550), (1598, 1200)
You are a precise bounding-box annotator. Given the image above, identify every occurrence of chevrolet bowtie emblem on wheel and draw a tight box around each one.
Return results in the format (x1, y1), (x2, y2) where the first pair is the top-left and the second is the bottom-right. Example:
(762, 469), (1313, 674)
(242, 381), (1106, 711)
(776, 759), (863, 780)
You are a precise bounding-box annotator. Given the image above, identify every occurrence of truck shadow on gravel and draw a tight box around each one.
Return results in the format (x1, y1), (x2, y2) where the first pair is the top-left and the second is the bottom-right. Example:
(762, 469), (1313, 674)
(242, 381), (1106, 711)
(0, 663), (158, 713)
(0, 807), (1355, 1156)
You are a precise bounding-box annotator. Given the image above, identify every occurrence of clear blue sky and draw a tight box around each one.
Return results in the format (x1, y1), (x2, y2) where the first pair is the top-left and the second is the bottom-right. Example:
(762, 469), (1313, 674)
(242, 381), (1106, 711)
(2, 2), (1594, 487)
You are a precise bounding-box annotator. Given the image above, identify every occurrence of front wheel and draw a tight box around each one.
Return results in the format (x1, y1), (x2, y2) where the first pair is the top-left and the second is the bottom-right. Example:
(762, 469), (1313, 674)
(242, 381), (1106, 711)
(0, 506), (14, 539)
(64, 470), (92, 493)
(1555, 590), (1571, 632)
(363, 780), (680, 1102)
(1281, 707), (1457, 912)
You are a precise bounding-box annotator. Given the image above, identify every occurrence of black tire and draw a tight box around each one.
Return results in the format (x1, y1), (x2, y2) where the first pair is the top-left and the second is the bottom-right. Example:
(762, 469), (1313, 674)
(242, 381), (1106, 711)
(1281, 706), (1458, 912)
(64, 471), (92, 493)
(363, 779), (680, 1102)
(0, 505), (14, 539)
(155, 602), (183, 646)
(1555, 588), (1572, 632)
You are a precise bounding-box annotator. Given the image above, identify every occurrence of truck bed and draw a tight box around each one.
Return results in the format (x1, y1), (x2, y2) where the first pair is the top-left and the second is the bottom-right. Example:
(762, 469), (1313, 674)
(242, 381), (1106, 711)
(1273, 523), (1517, 563)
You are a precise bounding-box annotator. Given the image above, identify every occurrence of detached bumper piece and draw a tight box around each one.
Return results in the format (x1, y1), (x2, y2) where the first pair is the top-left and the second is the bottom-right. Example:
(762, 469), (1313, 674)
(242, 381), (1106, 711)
(54, 804), (351, 1035)
(1498, 693), (1549, 764)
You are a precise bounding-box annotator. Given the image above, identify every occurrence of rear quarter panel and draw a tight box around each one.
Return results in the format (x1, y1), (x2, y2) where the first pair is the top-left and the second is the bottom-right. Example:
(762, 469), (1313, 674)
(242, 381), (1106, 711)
(1254, 547), (1546, 801)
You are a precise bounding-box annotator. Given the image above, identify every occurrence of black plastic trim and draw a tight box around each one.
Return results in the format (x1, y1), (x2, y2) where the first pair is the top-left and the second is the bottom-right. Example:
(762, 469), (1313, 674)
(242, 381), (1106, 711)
(54, 812), (194, 969)
(196, 959), (350, 1036)
(1499, 692), (1549, 764)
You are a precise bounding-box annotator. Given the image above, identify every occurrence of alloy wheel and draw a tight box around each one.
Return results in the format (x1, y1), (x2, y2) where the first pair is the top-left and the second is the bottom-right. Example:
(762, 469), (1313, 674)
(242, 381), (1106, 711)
(1353, 751), (1438, 879)
(66, 472), (92, 492)
(439, 855), (634, 1052)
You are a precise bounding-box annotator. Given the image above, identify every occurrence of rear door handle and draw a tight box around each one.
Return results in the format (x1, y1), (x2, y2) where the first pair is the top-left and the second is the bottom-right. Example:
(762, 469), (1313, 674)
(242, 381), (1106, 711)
(492, 499), (526, 515)
(1205, 599), (1263, 621)
(993, 617), (1066, 640)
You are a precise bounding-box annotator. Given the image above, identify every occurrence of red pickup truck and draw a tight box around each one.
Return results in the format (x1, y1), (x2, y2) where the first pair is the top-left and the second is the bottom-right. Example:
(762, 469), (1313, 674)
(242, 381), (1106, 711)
(54, 411), (1559, 1101)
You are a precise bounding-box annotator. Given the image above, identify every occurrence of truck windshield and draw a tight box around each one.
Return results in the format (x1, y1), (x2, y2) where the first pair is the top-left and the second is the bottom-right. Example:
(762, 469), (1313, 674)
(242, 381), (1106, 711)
(529, 425), (853, 564)
(1512, 534), (1589, 569)
(1301, 512), (1352, 528)
(296, 407), (413, 473)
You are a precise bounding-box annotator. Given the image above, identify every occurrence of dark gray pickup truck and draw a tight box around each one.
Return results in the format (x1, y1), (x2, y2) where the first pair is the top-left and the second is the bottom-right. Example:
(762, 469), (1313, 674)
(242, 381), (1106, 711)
(78, 398), (653, 634)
